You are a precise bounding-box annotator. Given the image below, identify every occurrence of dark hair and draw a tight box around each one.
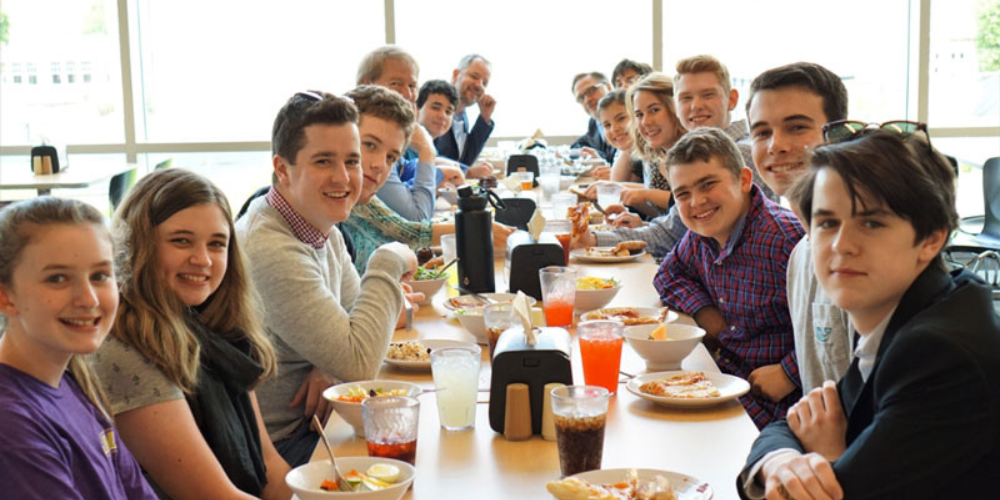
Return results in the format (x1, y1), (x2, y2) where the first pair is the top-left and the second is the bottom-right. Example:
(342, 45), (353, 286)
(612, 59), (653, 88)
(795, 132), (956, 267)
(597, 88), (628, 114)
(416, 79), (459, 109)
(745, 62), (848, 125)
(571, 71), (608, 93)
(271, 91), (359, 163)
(345, 85), (416, 145)
(664, 127), (745, 178)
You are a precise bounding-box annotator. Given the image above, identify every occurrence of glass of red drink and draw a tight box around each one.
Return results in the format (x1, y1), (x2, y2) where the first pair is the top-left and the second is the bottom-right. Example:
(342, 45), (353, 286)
(361, 396), (419, 465)
(577, 320), (625, 394)
(539, 266), (576, 327)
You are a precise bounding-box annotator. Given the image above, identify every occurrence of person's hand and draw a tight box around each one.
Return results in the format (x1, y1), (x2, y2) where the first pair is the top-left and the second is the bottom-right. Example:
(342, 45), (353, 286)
(579, 146), (600, 159)
(291, 368), (336, 427)
(395, 282), (423, 330)
(437, 164), (465, 189)
(620, 187), (649, 206)
(588, 164), (611, 180)
(582, 180), (615, 200)
(749, 364), (798, 403)
(570, 224), (597, 249)
(491, 222), (516, 249)
(761, 451), (844, 500)
(381, 242), (418, 281)
(787, 381), (848, 462)
(410, 124), (437, 163)
(466, 161), (494, 179)
(611, 212), (642, 228)
(478, 94), (496, 123)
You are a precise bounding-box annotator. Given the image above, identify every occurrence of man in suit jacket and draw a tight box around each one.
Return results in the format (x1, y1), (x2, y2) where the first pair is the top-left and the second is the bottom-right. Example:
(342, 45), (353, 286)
(570, 71), (617, 163)
(433, 54), (495, 179)
(737, 131), (1000, 500)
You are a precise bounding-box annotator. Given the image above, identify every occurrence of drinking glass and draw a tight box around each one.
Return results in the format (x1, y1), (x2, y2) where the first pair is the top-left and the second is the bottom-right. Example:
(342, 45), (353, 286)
(551, 193), (577, 221)
(361, 396), (420, 465)
(544, 219), (572, 265)
(539, 266), (576, 328)
(577, 320), (625, 394)
(483, 302), (515, 358)
(550, 385), (610, 477)
(596, 184), (623, 210)
(517, 171), (535, 192)
(430, 345), (482, 430)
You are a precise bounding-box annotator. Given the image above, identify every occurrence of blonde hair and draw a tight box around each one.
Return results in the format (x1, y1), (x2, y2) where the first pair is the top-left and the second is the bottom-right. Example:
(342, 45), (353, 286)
(675, 54), (732, 95)
(112, 169), (276, 394)
(0, 197), (114, 420)
(626, 72), (688, 162)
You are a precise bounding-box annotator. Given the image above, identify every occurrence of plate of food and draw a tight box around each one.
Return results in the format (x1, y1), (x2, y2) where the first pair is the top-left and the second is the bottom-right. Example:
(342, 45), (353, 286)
(571, 241), (648, 263)
(581, 306), (678, 326)
(547, 467), (713, 500)
(626, 371), (751, 408)
(383, 339), (476, 371)
(443, 292), (521, 312)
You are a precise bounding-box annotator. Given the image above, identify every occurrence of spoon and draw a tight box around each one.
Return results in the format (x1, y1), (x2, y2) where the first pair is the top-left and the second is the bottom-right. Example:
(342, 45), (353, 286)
(312, 415), (350, 492)
(433, 257), (459, 279)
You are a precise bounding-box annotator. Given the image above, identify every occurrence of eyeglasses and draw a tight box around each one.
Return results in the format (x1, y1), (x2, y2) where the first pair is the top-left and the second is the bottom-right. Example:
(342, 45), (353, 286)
(822, 120), (930, 146)
(575, 84), (604, 104)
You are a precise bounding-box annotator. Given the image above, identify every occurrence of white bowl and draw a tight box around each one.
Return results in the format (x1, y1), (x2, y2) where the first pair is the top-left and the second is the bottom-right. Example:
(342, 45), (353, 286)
(404, 275), (447, 305)
(624, 323), (706, 371)
(452, 293), (536, 344)
(285, 457), (415, 500)
(322, 381), (422, 437)
(574, 285), (621, 312)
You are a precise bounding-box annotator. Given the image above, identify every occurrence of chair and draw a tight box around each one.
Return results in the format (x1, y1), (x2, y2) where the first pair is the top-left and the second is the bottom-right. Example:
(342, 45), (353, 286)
(506, 154), (539, 187)
(494, 197), (536, 231)
(948, 156), (1000, 253)
(154, 158), (173, 170)
(108, 167), (137, 210)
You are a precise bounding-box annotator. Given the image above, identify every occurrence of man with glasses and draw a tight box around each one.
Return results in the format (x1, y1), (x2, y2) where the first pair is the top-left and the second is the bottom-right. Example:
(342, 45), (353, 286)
(434, 54), (496, 180)
(571, 71), (617, 163)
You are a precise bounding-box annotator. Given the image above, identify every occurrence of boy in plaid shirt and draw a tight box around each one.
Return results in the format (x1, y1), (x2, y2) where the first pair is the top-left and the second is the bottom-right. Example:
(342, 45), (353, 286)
(653, 128), (804, 428)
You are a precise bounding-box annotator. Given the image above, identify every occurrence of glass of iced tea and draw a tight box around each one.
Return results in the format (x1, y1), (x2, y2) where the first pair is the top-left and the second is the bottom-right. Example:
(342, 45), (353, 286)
(517, 171), (535, 191)
(577, 320), (625, 394)
(539, 266), (576, 328)
(361, 396), (419, 465)
(550, 385), (610, 477)
(483, 302), (515, 358)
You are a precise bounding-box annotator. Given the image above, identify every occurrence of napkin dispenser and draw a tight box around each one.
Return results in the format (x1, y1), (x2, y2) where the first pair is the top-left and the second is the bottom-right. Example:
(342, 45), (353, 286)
(30, 145), (62, 174)
(488, 326), (573, 435)
(504, 230), (565, 300)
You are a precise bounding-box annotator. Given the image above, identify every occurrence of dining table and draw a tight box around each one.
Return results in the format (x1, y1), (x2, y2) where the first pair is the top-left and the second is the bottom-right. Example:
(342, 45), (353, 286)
(0, 157), (137, 196)
(308, 253), (761, 500)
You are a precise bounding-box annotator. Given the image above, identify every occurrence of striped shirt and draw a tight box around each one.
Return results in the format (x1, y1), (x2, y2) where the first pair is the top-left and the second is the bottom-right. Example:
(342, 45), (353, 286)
(654, 185), (804, 428)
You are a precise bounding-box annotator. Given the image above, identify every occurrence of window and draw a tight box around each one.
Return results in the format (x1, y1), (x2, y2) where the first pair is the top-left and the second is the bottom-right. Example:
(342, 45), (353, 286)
(395, 0), (653, 138)
(0, 0), (123, 145)
(130, 0), (384, 143)
(66, 61), (76, 83)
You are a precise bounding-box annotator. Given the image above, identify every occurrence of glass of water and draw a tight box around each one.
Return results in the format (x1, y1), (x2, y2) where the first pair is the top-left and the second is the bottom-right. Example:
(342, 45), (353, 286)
(430, 345), (482, 430)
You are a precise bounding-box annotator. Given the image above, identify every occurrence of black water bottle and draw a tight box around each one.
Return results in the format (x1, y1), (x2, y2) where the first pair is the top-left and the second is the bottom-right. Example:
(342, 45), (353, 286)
(455, 185), (500, 293)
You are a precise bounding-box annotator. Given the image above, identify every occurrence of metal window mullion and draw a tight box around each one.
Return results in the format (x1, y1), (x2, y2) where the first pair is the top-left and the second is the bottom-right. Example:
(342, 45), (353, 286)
(385, 0), (395, 44)
(653, 0), (662, 71)
(917, 0), (931, 124)
(117, 0), (138, 163)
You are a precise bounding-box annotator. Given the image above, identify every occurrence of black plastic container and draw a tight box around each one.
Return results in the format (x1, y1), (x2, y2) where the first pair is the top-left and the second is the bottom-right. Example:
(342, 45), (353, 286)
(455, 184), (503, 293)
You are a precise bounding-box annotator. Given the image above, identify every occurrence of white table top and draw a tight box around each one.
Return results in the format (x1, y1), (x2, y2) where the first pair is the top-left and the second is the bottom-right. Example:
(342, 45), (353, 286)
(309, 255), (760, 500)
(0, 158), (136, 191)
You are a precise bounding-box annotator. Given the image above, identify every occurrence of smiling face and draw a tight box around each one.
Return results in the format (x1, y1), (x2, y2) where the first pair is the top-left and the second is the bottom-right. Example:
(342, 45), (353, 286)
(453, 59), (491, 108)
(371, 58), (419, 105)
(633, 90), (679, 150)
(275, 123), (362, 232)
(574, 75), (611, 119)
(668, 157), (753, 247)
(675, 71), (738, 130)
(748, 87), (828, 197)
(809, 168), (944, 333)
(599, 101), (633, 150)
(156, 204), (230, 307)
(615, 68), (640, 89)
(418, 93), (455, 139)
(358, 114), (407, 204)
(0, 223), (118, 364)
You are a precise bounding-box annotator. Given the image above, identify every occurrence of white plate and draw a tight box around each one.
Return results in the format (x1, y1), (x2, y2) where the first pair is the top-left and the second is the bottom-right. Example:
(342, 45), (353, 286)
(569, 468), (713, 500)
(571, 247), (646, 263)
(580, 307), (679, 325)
(626, 371), (751, 408)
(383, 339), (477, 371)
(442, 292), (521, 312)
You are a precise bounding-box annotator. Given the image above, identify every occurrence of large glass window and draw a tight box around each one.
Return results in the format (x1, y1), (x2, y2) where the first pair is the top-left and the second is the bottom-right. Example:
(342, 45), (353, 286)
(395, 0), (653, 139)
(929, 0), (1000, 128)
(0, 0), (124, 146)
(130, 1), (384, 143)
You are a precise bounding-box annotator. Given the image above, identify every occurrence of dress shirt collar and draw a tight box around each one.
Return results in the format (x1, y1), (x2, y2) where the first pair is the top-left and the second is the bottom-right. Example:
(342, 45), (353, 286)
(854, 307), (896, 383)
(266, 186), (329, 249)
(723, 119), (750, 142)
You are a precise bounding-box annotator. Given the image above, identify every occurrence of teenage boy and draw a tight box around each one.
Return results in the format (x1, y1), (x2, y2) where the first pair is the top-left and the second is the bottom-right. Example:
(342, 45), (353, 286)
(653, 128), (804, 429)
(357, 45), (436, 221)
(738, 131), (1000, 500)
(413, 80), (465, 189)
(434, 54), (496, 179)
(611, 58), (652, 89)
(675, 54), (776, 201)
(236, 91), (417, 467)
(570, 71), (617, 163)
(746, 62), (853, 393)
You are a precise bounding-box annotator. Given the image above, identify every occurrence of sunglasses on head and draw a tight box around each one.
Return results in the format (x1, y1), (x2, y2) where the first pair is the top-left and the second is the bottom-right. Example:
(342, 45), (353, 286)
(293, 90), (325, 103)
(822, 120), (930, 145)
